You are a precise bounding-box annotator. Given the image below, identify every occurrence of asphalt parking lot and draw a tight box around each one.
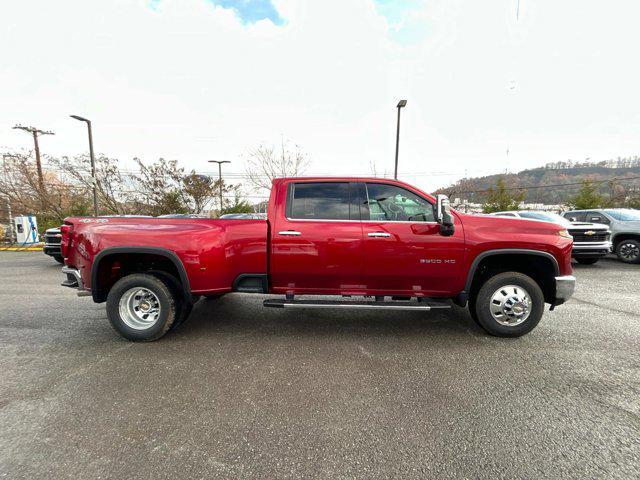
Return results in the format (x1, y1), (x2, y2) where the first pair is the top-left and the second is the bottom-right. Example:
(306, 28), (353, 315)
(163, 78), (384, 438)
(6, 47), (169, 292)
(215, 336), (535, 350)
(0, 253), (638, 479)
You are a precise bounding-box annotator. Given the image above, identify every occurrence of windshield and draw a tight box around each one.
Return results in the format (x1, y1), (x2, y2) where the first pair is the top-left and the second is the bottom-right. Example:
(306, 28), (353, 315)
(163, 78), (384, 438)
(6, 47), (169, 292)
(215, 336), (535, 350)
(517, 211), (571, 226)
(603, 209), (640, 221)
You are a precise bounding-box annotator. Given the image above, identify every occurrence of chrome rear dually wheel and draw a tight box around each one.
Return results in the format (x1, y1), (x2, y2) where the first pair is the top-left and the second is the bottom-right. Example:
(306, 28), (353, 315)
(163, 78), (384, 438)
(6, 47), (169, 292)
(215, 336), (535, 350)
(106, 274), (177, 341)
(119, 287), (162, 330)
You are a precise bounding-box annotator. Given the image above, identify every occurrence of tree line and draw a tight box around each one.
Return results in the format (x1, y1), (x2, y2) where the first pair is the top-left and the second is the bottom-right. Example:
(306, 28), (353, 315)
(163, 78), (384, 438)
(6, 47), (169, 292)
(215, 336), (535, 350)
(1, 140), (309, 231)
(544, 156), (640, 170)
(481, 177), (640, 213)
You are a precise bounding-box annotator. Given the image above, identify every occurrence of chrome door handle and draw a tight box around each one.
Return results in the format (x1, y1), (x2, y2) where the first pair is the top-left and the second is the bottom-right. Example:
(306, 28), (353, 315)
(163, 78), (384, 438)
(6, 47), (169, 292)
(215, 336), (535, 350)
(368, 232), (391, 238)
(278, 230), (301, 236)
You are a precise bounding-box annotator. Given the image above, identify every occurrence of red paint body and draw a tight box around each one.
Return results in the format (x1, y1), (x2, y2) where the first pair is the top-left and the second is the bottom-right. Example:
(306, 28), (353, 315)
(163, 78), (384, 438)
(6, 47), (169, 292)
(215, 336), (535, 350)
(62, 178), (573, 299)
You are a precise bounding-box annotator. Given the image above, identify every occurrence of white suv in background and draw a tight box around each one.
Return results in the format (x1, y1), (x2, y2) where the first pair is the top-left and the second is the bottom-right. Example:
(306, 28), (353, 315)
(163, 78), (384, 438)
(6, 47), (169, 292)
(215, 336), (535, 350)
(490, 211), (612, 265)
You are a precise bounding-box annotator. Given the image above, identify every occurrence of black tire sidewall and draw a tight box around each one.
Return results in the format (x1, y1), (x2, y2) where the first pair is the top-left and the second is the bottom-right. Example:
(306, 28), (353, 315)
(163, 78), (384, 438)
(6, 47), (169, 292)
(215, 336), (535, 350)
(146, 271), (193, 330)
(467, 292), (480, 325)
(616, 240), (640, 264)
(474, 272), (545, 337)
(53, 255), (64, 264)
(106, 274), (176, 341)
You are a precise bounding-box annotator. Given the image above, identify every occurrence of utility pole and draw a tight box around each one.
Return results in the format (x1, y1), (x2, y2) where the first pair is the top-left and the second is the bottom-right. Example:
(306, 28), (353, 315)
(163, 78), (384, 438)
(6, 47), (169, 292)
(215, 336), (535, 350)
(12, 125), (54, 191)
(394, 100), (407, 180)
(208, 160), (231, 215)
(70, 115), (98, 217)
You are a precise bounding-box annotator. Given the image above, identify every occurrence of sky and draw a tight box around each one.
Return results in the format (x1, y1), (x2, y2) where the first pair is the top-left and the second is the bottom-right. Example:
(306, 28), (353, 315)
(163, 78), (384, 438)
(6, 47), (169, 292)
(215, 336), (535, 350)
(1, 0), (640, 194)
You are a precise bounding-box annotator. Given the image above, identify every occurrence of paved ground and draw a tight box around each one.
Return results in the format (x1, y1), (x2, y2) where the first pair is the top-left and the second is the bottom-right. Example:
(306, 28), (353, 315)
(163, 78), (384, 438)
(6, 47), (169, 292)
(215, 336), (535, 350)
(0, 253), (638, 479)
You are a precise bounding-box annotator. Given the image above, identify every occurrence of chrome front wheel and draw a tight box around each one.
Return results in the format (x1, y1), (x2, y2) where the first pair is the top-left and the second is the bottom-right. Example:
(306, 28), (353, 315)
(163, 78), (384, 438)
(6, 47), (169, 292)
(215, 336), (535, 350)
(473, 272), (544, 337)
(489, 285), (532, 326)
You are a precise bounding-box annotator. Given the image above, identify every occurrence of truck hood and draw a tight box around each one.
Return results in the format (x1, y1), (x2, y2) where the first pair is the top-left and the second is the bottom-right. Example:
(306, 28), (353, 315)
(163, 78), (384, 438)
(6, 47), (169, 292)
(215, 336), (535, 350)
(464, 213), (568, 229)
(462, 213), (567, 233)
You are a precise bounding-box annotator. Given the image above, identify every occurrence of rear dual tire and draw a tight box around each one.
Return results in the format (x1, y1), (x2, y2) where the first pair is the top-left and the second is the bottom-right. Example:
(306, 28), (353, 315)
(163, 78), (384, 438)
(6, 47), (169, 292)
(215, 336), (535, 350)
(106, 273), (192, 342)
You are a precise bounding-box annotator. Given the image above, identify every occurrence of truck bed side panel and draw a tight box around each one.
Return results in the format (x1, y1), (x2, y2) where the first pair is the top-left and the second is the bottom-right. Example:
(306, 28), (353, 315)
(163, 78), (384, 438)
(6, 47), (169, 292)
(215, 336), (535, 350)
(66, 218), (268, 294)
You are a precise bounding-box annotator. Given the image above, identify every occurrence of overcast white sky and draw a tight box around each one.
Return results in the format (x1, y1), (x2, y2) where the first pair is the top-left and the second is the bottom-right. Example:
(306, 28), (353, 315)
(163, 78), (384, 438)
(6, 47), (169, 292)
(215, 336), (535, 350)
(1, 0), (639, 193)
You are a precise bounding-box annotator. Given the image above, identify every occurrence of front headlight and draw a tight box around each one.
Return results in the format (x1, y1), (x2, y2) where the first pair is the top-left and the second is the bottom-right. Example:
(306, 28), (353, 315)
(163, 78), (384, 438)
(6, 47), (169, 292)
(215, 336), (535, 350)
(558, 229), (573, 239)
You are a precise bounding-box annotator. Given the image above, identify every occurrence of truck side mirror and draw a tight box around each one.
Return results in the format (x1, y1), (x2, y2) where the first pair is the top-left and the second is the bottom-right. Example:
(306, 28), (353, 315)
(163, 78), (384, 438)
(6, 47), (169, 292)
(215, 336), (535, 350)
(435, 194), (454, 236)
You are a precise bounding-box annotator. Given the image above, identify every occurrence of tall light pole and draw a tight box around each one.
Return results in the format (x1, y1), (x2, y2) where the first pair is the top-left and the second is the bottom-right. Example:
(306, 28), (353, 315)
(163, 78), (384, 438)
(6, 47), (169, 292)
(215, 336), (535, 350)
(208, 160), (230, 215)
(12, 125), (54, 191)
(1, 154), (16, 242)
(70, 115), (98, 217)
(394, 99), (407, 180)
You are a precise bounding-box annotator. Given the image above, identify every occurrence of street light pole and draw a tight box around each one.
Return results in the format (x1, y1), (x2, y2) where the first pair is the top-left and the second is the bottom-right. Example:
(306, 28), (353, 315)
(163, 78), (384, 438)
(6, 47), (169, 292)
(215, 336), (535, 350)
(70, 115), (98, 217)
(394, 99), (407, 180)
(208, 160), (231, 215)
(12, 125), (55, 191)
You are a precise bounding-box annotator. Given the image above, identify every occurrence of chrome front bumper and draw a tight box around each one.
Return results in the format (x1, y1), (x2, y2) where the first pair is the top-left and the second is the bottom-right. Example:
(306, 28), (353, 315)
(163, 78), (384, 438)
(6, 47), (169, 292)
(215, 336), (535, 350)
(572, 241), (612, 252)
(554, 275), (576, 306)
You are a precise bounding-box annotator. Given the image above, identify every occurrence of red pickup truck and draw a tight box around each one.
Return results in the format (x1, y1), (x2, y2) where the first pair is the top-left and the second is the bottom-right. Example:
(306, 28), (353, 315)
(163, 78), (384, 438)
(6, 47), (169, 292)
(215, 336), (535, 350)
(60, 177), (575, 341)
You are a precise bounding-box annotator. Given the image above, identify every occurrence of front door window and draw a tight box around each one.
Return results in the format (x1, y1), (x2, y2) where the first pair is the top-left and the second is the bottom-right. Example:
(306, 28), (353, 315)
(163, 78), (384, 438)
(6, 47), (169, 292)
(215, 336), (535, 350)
(364, 183), (434, 222)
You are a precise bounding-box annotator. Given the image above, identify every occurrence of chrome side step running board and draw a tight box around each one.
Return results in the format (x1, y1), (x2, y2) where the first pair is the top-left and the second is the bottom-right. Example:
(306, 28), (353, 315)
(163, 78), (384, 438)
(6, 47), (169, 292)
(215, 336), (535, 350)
(263, 298), (451, 311)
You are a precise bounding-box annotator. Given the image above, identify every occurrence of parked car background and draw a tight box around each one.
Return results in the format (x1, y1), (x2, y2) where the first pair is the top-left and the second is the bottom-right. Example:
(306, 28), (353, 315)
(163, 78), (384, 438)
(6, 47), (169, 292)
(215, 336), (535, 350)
(43, 227), (63, 263)
(490, 211), (611, 265)
(563, 209), (640, 264)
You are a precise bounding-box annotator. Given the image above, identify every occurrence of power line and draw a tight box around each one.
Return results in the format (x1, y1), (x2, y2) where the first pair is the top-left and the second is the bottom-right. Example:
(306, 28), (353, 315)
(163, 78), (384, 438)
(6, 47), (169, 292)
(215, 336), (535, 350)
(38, 164), (478, 178)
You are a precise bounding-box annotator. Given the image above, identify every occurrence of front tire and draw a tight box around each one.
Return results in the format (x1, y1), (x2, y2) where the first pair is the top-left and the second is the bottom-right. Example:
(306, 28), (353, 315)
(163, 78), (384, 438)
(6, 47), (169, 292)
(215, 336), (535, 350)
(576, 258), (599, 265)
(472, 272), (544, 337)
(53, 255), (64, 264)
(106, 274), (177, 341)
(616, 239), (640, 264)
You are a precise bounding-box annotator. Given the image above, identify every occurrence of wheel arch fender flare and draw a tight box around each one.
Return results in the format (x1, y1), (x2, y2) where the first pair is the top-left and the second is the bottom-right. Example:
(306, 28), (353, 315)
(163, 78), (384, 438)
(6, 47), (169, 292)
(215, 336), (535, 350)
(611, 232), (640, 245)
(91, 246), (191, 303)
(463, 249), (560, 294)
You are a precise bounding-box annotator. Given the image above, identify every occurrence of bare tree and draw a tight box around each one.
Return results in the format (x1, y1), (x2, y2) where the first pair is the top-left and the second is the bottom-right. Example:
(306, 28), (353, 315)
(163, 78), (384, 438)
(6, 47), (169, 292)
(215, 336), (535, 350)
(49, 154), (131, 215)
(131, 158), (188, 216)
(1, 151), (257, 225)
(0, 151), (91, 229)
(182, 172), (216, 214)
(131, 159), (233, 215)
(244, 139), (310, 192)
(369, 160), (390, 178)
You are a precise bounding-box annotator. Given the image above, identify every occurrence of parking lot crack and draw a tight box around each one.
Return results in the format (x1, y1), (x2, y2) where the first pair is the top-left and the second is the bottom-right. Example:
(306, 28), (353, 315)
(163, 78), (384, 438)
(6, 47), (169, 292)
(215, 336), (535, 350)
(571, 296), (639, 317)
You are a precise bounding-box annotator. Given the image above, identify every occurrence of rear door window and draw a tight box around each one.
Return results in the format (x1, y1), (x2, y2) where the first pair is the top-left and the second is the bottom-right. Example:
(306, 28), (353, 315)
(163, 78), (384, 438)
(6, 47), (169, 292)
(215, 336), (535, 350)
(288, 182), (352, 220)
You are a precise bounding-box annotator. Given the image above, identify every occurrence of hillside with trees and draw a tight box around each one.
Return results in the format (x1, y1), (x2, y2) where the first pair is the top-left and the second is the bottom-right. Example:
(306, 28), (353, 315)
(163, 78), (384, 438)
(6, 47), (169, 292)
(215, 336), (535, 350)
(437, 157), (640, 207)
